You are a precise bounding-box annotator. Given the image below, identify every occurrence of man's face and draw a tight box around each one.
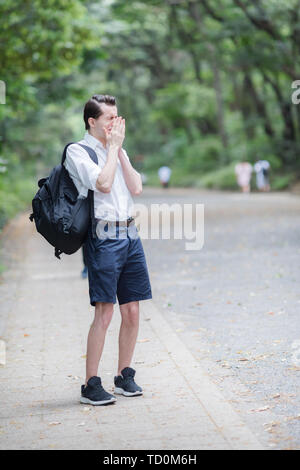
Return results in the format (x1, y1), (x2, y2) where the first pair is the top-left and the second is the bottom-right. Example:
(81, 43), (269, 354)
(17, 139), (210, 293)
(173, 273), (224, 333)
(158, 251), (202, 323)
(89, 104), (118, 139)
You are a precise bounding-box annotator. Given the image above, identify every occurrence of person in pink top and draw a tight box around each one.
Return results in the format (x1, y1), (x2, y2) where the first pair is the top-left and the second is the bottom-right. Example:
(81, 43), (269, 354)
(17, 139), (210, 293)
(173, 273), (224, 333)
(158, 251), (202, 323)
(235, 162), (253, 193)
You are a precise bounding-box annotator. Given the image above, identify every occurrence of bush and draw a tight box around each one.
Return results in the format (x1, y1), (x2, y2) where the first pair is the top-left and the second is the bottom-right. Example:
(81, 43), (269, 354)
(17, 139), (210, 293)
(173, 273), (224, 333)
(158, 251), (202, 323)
(0, 176), (36, 230)
(271, 173), (296, 190)
(196, 164), (237, 190)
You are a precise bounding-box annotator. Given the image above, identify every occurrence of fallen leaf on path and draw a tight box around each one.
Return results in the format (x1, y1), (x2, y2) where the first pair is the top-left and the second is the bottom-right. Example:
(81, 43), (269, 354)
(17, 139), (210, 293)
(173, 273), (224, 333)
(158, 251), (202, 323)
(263, 421), (280, 428)
(266, 427), (277, 434)
(287, 366), (300, 371)
(250, 406), (270, 413)
(285, 414), (300, 421)
(48, 422), (61, 426)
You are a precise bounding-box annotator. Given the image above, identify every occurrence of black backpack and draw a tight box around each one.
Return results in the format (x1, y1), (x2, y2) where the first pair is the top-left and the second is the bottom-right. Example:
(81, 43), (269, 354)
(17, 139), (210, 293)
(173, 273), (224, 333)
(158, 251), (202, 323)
(29, 142), (98, 259)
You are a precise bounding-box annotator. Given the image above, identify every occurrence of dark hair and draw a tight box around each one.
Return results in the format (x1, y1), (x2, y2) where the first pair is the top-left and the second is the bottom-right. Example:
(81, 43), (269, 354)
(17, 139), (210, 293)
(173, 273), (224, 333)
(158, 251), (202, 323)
(83, 94), (117, 130)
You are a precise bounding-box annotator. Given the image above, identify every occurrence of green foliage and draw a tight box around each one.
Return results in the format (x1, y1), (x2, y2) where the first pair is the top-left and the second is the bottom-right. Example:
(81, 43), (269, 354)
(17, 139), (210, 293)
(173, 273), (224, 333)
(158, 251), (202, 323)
(196, 164), (238, 190)
(271, 173), (296, 190)
(1, 0), (300, 238)
(0, 175), (36, 229)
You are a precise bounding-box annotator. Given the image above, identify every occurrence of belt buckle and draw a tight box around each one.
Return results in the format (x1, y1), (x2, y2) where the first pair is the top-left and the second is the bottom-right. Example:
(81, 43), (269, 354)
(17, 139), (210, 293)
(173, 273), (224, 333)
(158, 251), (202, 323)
(126, 217), (134, 227)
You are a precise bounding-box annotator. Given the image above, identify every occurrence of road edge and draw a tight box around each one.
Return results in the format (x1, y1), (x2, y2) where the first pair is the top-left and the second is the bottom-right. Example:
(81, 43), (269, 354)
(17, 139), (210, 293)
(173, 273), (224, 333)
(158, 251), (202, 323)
(142, 300), (265, 450)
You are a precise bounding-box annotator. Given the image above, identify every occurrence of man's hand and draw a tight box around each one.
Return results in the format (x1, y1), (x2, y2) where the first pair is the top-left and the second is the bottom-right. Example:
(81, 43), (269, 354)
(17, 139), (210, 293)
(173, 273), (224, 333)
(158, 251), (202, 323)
(96, 117), (125, 193)
(104, 116), (125, 148)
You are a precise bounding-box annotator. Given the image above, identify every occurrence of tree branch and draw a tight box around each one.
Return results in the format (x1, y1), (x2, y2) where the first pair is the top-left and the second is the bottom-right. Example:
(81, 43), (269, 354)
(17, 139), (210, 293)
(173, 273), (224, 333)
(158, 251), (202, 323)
(233, 0), (281, 41)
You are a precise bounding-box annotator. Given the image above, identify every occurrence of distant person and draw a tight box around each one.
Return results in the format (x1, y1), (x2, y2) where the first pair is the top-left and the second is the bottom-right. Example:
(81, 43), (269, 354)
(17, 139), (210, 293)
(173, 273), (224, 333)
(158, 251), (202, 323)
(254, 160), (270, 192)
(235, 162), (252, 193)
(158, 166), (171, 188)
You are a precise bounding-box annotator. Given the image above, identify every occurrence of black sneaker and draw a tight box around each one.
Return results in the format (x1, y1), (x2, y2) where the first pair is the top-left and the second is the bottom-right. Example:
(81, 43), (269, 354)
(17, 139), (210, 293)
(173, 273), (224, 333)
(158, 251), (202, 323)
(80, 376), (116, 406)
(114, 367), (143, 396)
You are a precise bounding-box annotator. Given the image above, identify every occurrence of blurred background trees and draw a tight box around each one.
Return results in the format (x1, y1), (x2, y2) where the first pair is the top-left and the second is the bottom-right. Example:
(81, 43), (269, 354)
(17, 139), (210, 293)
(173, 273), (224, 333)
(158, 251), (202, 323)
(1, 0), (300, 227)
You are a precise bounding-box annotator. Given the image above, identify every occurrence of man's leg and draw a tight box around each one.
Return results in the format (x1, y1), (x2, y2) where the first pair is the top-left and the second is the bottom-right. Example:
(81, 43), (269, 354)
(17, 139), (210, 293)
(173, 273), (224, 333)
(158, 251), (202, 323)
(85, 301), (114, 384)
(117, 301), (139, 375)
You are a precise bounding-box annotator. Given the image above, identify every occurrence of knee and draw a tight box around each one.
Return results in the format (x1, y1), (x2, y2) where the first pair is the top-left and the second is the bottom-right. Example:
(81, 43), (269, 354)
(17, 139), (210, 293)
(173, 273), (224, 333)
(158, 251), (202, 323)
(94, 304), (113, 330)
(121, 303), (139, 327)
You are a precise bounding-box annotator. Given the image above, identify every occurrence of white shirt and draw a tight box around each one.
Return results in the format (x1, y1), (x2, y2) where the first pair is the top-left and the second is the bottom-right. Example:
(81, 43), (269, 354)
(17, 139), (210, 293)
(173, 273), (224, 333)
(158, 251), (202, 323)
(158, 166), (172, 183)
(254, 160), (270, 173)
(64, 132), (134, 222)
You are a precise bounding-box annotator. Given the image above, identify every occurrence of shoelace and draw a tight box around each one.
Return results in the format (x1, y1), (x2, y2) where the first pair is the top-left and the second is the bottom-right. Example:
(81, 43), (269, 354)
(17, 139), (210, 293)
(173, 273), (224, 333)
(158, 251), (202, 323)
(86, 382), (104, 392)
(122, 375), (137, 387)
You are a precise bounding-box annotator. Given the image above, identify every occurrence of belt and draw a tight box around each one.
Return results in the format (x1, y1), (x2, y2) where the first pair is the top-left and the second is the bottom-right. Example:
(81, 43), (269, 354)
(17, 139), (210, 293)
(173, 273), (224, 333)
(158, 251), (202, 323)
(96, 217), (135, 228)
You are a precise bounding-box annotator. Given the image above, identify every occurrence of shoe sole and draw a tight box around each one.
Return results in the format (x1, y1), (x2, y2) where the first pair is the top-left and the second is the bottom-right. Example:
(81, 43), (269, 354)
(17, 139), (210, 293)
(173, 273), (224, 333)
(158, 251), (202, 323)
(80, 396), (116, 406)
(114, 387), (143, 397)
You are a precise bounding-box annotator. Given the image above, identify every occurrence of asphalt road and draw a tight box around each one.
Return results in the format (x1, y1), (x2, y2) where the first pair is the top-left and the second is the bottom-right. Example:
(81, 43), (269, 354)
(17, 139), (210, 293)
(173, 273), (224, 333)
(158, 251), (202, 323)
(0, 186), (300, 449)
(139, 187), (300, 449)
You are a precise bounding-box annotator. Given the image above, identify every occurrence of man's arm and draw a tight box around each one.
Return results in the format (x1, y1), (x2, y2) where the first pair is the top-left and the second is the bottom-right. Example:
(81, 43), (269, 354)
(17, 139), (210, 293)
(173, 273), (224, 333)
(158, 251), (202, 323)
(96, 116), (125, 193)
(118, 149), (142, 196)
(95, 144), (118, 193)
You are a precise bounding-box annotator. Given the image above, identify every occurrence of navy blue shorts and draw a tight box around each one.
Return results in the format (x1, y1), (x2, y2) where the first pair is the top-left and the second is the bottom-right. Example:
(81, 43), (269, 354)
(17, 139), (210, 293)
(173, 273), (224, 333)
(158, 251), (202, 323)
(84, 223), (152, 306)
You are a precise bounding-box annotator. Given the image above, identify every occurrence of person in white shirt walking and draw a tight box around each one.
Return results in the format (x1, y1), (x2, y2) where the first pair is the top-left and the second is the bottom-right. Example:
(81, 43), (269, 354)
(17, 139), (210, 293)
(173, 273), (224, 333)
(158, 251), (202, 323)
(158, 166), (172, 188)
(234, 161), (253, 193)
(64, 94), (152, 405)
(254, 160), (271, 192)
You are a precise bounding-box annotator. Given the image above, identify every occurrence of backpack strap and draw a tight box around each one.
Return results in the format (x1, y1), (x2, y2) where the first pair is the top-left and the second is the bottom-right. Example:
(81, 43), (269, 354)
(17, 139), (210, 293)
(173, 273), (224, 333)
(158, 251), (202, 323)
(55, 247), (63, 260)
(61, 141), (98, 166)
(77, 144), (98, 240)
(62, 142), (99, 239)
(61, 142), (74, 165)
(77, 143), (98, 164)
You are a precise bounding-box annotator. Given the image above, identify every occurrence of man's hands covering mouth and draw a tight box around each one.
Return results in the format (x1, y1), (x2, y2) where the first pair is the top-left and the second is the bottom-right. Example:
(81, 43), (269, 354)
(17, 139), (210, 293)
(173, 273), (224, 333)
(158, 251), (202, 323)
(105, 116), (125, 148)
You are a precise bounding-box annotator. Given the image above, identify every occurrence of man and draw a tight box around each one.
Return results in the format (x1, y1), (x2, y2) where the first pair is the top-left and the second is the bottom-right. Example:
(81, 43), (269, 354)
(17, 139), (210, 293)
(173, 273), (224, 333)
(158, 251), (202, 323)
(158, 166), (172, 188)
(254, 160), (271, 192)
(64, 94), (152, 406)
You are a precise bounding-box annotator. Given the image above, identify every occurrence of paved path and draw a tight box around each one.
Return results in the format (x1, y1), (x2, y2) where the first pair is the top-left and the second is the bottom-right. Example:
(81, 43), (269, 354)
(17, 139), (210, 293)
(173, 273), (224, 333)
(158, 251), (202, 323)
(140, 188), (300, 450)
(0, 208), (264, 450)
